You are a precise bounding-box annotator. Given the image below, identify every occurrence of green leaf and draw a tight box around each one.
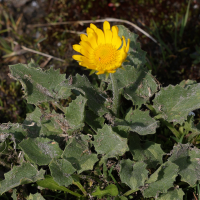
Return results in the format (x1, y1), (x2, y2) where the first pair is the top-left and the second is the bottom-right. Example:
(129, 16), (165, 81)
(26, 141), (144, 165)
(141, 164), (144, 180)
(11, 189), (17, 200)
(109, 66), (158, 107)
(129, 133), (164, 168)
(179, 79), (197, 88)
(143, 161), (179, 198)
(112, 126), (129, 138)
(119, 159), (148, 190)
(40, 111), (68, 136)
(117, 25), (146, 67)
(19, 138), (63, 165)
(27, 193), (45, 200)
(157, 188), (185, 200)
(9, 60), (66, 105)
(0, 122), (27, 143)
(62, 135), (98, 173)
(63, 74), (108, 116)
(37, 175), (82, 197)
(92, 184), (118, 198)
(115, 109), (158, 135)
(168, 143), (200, 186)
(153, 83), (200, 124)
(64, 95), (87, 129)
(49, 159), (76, 187)
(0, 162), (45, 195)
(23, 107), (42, 138)
(107, 25), (158, 107)
(85, 110), (105, 131)
(93, 124), (128, 165)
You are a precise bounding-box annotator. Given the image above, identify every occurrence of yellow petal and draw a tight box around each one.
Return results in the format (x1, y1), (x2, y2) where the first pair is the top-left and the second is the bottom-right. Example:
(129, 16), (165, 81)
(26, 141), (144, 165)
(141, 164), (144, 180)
(73, 44), (81, 53)
(80, 34), (88, 41)
(103, 21), (110, 32)
(72, 55), (83, 61)
(104, 29), (112, 44)
(96, 71), (105, 75)
(90, 23), (97, 31)
(126, 38), (130, 53)
(107, 70), (116, 73)
(95, 28), (105, 45)
(114, 25), (119, 33)
(121, 36), (126, 49)
(86, 27), (95, 35)
(88, 35), (98, 49)
(80, 48), (91, 58)
(80, 41), (94, 52)
(82, 56), (94, 64)
(118, 42), (127, 62)
(80, 61), (96, 69)
(112, 26), (122, 49)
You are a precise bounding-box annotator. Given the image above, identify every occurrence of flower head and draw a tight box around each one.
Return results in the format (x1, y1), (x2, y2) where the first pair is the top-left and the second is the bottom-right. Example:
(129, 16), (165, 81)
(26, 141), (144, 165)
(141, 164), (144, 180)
(72, 21), (130, 75)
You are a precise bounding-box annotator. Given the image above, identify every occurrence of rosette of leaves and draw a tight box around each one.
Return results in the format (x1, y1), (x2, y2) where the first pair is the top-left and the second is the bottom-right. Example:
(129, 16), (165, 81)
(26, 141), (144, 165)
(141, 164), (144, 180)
(1, 24), (200, 199)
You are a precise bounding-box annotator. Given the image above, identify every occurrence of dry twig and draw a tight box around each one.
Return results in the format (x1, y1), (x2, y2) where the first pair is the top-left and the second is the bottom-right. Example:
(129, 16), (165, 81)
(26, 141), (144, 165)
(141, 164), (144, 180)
(27, 18), (158, 44)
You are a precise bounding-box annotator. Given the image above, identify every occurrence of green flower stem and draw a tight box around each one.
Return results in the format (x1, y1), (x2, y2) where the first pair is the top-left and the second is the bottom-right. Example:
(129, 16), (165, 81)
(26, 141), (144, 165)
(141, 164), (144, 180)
(73, 181), (87, 196)
(110, 73), (120, 117)
(197, 180), (200, 200)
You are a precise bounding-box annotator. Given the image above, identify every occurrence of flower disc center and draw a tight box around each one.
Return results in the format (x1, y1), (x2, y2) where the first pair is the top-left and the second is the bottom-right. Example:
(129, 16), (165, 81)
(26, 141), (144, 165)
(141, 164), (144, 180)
(94, 44), (117, 65)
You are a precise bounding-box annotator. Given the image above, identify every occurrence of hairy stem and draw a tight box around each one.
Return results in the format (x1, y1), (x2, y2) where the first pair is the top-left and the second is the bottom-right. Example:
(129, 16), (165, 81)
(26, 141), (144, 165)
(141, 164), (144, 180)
(110, 73), (120, 117)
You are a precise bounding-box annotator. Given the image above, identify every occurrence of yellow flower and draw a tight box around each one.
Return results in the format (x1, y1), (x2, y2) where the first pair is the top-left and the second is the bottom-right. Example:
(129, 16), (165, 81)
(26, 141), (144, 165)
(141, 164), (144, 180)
(72, 21), (130, 75)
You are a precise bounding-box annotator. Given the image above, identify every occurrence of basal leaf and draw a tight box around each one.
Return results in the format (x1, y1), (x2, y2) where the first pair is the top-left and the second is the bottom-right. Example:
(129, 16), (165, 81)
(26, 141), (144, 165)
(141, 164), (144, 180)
(107, 66), (158, 107)
(64, 95), (87, 129)
(115, 109), (158, 135)
(143, 161), (179, 198)
(153, 83), (200, 124)
(112, 126), (129, 138)
(0, 122), (27, 143)
(23, 107), (42, 138)
(63, 74), (108, 116)
(62, 135), (98, 173)
(0, 162), (45, 195)
(179, 79), (197, 88)
(40, 112), (69, 136)
(122, 68), (158, 107)
(9, 60), (67, 105)
(49, 159), (76, 187)
(92, 184), (118, 198)
(19, 137), (62, 165)
(36, 175), (82, 197)
(168, 143), (200, 186)
(157, 188), (185, 200)
(85, 109), (105, 131)
(11, 189), (17, 200)
(93, 124), (128, 165)
(129, 133), (164, 168)
(119, 159), (148, 190)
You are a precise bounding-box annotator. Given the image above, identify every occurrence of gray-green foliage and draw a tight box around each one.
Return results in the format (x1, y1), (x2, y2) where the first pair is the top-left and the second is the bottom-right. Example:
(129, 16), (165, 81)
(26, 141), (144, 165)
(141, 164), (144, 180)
(1, 24), (200, 199)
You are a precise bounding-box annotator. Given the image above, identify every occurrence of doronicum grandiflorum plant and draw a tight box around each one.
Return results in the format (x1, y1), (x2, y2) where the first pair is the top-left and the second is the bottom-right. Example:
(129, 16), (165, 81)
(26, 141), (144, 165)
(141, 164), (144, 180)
(1, 21), (200, 199)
